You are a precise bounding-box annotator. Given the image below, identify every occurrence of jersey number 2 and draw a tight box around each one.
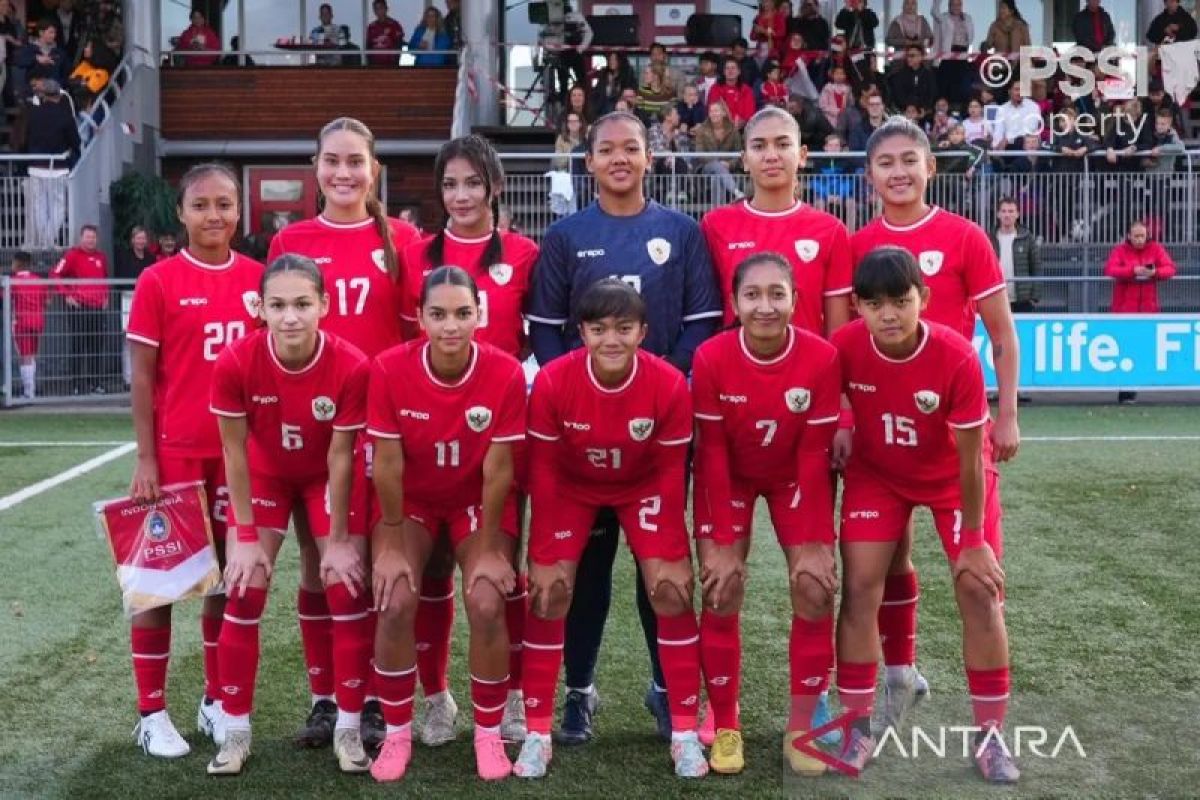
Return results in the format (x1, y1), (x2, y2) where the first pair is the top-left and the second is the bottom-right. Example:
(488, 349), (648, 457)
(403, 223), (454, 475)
(202, 321), (246, 361)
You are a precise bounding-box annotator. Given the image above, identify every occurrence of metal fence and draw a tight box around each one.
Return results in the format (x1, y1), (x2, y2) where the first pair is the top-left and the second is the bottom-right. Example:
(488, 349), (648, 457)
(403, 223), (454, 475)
(0, 154), (73, 251)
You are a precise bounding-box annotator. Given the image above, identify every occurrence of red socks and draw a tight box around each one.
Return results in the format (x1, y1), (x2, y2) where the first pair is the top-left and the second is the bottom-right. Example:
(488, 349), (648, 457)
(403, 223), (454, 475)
(699, 609), (740, 730)
(415, 574), (455, 697)
(131, 624), (171, 713)
(656, 611), (702, 733)
(967, 666), (1010, 731)
(219, 587), (269, 717)
(297, 588), (334, 699)
(375, 663), (417, 728)
(326, 583), (372, 715)
(520, 614), (565, 735)
(201, 614), (222, 702)
(471, 674), (509, 729)
(879, 571), (919, 668)
(506, 574), (527, 688)
(837, 660), (878, 718)
(789, 615), (833, 730)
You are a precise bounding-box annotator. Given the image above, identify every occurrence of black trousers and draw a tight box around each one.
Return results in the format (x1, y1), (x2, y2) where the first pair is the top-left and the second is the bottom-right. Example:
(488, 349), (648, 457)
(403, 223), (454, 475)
(65, 304), (107, 391)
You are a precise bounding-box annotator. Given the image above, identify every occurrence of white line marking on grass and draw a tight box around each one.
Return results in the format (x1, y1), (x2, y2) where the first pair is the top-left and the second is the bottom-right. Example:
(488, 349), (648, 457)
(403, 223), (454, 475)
(1024, 435), (1200, 442)
(0, 441), (132, 448)
(0, 443), (136, 512)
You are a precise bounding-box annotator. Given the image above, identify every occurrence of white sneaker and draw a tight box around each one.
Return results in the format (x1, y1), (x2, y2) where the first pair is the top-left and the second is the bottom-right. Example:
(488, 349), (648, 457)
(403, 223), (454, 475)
(207, 728), (252, 775)
(198, 697), (225, 745)
(513, 731), (552, 778)
(872, 666), (929, 737)
(133, 710), (190, 758)
(671, 732), (709, 778)
(500, 690), (527, 743)
(333, 727), (372, 773)
(419, 692), (459, 747)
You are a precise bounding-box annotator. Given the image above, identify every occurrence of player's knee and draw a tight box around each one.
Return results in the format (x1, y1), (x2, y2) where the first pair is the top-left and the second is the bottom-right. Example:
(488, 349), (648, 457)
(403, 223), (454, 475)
(791, 575), (833, 619)
(464, 583), (505, 632)
(377, 593), (418, 634)
(200, 593), (225, 619)
(954, 574), (1002, 620)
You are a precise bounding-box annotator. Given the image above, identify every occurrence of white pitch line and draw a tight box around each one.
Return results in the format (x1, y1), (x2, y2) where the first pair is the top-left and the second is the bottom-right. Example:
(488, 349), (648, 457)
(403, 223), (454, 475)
(0, 441), (132, 448)
(1024, 435), (1200, 442)
(0, 442), (136, 512)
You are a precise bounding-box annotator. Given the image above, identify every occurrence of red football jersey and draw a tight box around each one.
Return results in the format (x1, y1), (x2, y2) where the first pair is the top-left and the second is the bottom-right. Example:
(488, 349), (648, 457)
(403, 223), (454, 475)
(701, 199), (853, 333)
(693, 326), (841, 484)
(366, 17), (405, 64)
(833, 319), (989, 502)
(528, 348), (692, 506)
(211, 329), (369, 480)
(851, 206), (1006, 340)
(399, 228), (539, 357)
(127, 249), (265, 459)
(368, 340), (526, 505)
(268, 215), (420, 357)
(51, 247), (109, 308)
(12, 269), (48, 327)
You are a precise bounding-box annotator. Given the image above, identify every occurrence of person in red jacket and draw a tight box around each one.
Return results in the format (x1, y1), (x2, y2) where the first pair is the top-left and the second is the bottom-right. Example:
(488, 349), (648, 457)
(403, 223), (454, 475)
(366, 0), (405, 65)
(52, 223), (110, 394)
(7, 251), (48, 400)
(175, 10), (220, 66)
(708, 57), (757, 128)
(1104, 219), (1177, 403)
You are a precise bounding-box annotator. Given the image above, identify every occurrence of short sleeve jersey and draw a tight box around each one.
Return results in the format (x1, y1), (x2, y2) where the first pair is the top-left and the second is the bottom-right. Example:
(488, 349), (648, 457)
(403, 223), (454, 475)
(126, 249), (265, 459)
(268, 215), (420, 358)
(525, 200), (722, 357)
(851, 206), (1006, 340)
(12, 270), (48, 327)
(692, 326), (841, 486)
(701, 200), (853, 333)
(210, 329), (369, 481)
(367, 340), (526, 505)
(51, 247), (110, 308)
(528, 348), (693, 506)
(833, 319), (989, 502)
(400, 229), (539, 357)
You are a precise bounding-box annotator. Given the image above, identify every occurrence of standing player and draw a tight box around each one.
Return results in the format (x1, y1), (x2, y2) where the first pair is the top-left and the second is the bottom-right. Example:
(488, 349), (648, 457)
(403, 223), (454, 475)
(367, 267), (527, 782)
(267, 116), (420, 749)
(399, 135), (539, 745)
(833, 247), (1017, 784)
(848, 117), (1021, 732)
(207, 255), (372, 776)
(691, 253), (842, 776)
(525, 111), (721, 744)
(701, 106), (853, 336)
(516, 280), (707, 779)
(7, 252), (48, 400)
(126, 163), (264, 757)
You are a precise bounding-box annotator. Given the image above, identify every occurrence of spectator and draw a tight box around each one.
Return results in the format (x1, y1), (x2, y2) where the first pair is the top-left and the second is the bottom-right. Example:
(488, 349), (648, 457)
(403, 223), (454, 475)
(218, 36), (255, 66)
(366, 0), (405, 66)
(310, 3), (352, 65)
(1145, 107), (1185, 172)
(990, 197), (1040, 313)
(792, 1), (831, 52)
(20, 79), (79, 165)
(962, 96), (992, 144)
(54, 0), (82, 62)
(590, 51), (635, 116)
(927, 103), (954, 141)
(708, 56), (756, 127)
(848, 89), (886, 150)
(617, 86), (648, 124)
(676, 83), (706, 134)
(398, 206), (422, 231)
(114, 225), (155, 280)
(808, 133), (857, 223)
(1050, 106), (1098, 172)
(69, 37), (118, 102)
(751, 0), (788, 60)
(51, 224), (110, 394)
(1007, 132), (1053, 173)
(155, 230), (179, 261)
(780, 31), (808, 79)
(694, 99), (744, 202)
(1104, 98), (1152, 171)
(1105, 219), (1177, 401)
(761, 60), (788, 107)
(16, 20), (66, 95)
(0, 0), (23, 104)
(992, 80), (1043, 149)
(885, 0), (933, 51)
(7, 251), (48, 400)
(444, 0), (462, 50)
(647, 42), (682, 97)
(637, 63), (676, 121)
(1147, 0), (1197, 44)
(1144, 78), (1183, 132)
(936, 121), (985, 176)
(408, 6), (453, 66)
(819, 63), (852, 128)
(931, 0), (974, 106)
(836, 81), (870, 137)
(790, 92), (834, 145)
(984, 0), (1030, 56)
(174, 10), (219, 66)
(1073, 0), (1115, 51)
(694, 51), (719, 103)
(648, 104), (692, 180)
(886, 46), (938, 118)
(730, 38), (760, 88)
(553, 110), (586, 170)
(563, 83), (591, 126)
(834, 0), (879, 50)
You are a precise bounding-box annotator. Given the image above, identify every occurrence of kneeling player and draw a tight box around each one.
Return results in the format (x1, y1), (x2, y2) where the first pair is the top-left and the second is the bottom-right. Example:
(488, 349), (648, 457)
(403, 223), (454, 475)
(691, 253), (841, 776)
(516, 279), (707, 779)
(832, 247), (1017, 784)
(207, 255), (373, 776)
(367, 266), (528, 782)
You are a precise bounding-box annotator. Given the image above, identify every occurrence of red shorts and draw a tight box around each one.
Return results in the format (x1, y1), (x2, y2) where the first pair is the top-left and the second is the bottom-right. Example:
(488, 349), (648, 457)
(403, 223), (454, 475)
(250, 472), (334, 536)
(158, 455), (228, 540)
(13, 325), (42, 358)
(405, 494), (520, 549)
(839, 466), (1004, 561)
(530, 492), (691, 566)
(348, 435), (374, 536)
(694, 479), (812, 547)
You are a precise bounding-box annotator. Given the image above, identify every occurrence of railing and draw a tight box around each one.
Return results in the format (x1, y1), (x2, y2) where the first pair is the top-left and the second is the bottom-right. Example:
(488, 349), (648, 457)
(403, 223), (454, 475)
(159, 48), (459, 68)
(0, 154), (72, 250)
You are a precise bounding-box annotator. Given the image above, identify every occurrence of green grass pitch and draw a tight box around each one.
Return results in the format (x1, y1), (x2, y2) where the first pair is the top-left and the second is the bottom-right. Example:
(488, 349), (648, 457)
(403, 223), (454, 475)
(0, 407), (1197, 799)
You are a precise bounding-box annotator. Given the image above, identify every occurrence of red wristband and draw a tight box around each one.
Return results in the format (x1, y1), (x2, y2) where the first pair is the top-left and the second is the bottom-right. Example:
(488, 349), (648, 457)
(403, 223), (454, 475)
(959, 526), (984, 549)
(234, 523), (258, 543)
(838, 407), (855, 430)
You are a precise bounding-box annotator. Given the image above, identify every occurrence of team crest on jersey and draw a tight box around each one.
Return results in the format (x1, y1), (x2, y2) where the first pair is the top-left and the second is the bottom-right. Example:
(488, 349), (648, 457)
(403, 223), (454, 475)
(628, 417), (654, 441)
(241, 290), (262, 317)
(312, 396), (337, 421)
(371, 248), (387, 273)
(488, 262), (513, 286)
(784, 387), (811, 413)
(646, 238), (671, 266)
(918, 250), (944, 276)
(794, 239), (819, 262)
(144, 510), (171, 542)
(914, 390), (940, 414)
(465, 405), (493, 433)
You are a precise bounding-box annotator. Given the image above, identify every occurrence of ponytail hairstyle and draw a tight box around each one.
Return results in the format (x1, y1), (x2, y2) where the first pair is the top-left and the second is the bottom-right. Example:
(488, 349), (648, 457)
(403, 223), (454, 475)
(427, 135), (505, 274)
(420, 265), (480, 309)
(315, 116), (399, 280)
(261, 252), (326, 298)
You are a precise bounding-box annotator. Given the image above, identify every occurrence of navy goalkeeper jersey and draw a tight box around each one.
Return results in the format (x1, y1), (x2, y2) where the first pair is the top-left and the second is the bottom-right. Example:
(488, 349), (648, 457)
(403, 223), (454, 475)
(526, 200), (722, 360)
